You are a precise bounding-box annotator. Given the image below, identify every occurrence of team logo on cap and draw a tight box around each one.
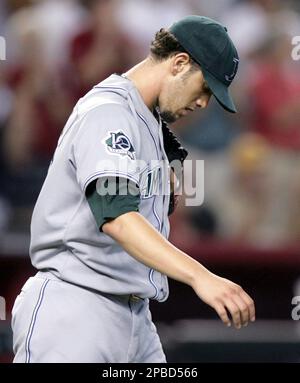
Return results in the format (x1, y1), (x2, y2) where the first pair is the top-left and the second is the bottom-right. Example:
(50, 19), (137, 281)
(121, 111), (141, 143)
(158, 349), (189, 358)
(104, 130), (136, 160)
(225, 57), (239, 83)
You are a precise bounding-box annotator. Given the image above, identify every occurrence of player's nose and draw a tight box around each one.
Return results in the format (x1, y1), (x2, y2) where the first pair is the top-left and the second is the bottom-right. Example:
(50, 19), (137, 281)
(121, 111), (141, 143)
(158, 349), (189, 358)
(196, 95), (210, 109)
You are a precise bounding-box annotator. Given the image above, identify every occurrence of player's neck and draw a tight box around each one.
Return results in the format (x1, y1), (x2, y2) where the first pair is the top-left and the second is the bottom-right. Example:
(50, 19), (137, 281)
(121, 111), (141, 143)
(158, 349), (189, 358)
(123, 57), (166, 113)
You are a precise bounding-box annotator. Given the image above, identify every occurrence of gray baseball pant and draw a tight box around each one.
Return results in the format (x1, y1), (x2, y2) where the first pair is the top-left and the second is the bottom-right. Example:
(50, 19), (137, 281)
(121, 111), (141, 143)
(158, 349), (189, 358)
(11, 272), (166, 363)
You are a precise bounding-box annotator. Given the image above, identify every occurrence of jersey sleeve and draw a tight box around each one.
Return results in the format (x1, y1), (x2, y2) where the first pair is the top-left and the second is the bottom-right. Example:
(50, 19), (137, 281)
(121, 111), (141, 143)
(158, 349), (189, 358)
(86, 177), (140, 232)
(72, 103), (142, 192)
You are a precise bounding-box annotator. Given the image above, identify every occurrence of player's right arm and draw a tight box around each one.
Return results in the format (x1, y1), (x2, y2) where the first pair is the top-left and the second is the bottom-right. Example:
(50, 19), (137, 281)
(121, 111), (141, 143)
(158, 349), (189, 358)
(73, 103), (255, 328)
(102, 211), (255, 329)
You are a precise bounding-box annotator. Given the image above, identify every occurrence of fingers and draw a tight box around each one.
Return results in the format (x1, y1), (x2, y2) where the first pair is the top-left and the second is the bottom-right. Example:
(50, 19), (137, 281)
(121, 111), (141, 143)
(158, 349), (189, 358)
(232, 295), (250, 327)
(214, 289), (256, 329)
(214, 301), (231, 327)
(196, 274), (256, 329)
(240, 290), (256, 322)
(223, 298), (242, 329)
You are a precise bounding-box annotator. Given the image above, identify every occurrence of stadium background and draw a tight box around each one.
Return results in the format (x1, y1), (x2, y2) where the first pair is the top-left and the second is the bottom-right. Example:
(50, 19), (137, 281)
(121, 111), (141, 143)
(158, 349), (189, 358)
(0, 0), (300, 363)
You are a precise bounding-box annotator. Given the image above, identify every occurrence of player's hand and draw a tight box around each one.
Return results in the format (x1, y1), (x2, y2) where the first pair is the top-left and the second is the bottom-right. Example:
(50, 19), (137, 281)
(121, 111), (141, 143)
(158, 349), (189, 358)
(191, 271), (255, 329)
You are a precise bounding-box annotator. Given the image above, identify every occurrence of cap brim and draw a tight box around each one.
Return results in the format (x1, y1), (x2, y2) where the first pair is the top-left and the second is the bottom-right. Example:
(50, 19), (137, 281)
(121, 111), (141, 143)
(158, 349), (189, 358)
(202, 68), (237, 113)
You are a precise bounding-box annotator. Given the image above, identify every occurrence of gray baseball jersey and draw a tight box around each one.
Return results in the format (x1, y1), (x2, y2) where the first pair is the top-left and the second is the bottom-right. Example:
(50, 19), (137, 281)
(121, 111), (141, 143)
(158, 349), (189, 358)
(29, 74), (171, 302)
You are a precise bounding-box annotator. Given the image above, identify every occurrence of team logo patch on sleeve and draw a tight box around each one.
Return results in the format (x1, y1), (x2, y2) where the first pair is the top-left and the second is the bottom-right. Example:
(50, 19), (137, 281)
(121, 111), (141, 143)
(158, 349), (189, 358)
(104, 131), (136, 160)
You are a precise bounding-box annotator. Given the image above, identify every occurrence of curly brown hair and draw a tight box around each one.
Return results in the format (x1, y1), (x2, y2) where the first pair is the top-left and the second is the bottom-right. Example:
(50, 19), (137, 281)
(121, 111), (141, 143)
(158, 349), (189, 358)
(150, 28), (199, 72)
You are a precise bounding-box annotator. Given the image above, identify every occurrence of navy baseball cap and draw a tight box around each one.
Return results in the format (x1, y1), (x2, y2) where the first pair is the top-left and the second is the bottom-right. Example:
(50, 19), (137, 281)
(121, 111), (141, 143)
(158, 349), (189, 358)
(169, 15), (239, 113)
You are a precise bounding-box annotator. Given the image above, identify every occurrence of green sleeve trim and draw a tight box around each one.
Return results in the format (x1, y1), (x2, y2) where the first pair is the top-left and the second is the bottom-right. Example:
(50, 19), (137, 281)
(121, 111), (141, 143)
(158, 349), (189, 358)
(86, 177), (140, 232)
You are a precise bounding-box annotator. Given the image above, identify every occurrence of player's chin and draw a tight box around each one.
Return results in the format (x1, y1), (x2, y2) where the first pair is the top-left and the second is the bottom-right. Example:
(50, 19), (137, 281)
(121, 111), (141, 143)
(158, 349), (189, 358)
(160, 110), (177, 124)
(172, 112), (187, 122)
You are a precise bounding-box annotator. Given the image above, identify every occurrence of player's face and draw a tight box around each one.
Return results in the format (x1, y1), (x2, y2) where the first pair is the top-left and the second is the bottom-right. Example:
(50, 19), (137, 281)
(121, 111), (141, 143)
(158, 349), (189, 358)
(159, 66), (212, 124)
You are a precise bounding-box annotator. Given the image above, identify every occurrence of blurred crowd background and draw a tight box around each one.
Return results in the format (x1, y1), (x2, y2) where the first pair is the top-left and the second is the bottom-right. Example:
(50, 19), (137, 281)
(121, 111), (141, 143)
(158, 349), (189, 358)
(0, 0), (300, 362)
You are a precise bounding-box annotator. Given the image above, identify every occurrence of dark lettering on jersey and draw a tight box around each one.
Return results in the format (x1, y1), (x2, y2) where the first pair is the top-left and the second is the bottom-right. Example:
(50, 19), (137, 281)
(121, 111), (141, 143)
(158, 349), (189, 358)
(140, 167), (161, 198)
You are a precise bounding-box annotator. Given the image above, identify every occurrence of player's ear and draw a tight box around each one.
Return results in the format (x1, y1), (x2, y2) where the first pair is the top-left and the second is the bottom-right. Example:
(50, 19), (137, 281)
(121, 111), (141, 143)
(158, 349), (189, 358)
(171, 53), (190, 75)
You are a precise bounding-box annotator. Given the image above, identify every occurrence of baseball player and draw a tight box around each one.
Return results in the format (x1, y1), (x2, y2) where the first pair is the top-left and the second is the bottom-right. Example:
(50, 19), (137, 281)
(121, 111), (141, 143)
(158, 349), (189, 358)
(11, 16), (255, 363)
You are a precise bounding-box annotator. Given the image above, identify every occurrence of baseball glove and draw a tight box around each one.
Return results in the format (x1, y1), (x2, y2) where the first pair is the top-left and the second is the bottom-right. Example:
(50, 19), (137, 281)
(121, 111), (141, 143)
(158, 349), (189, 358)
(161, 120), (188, 215)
